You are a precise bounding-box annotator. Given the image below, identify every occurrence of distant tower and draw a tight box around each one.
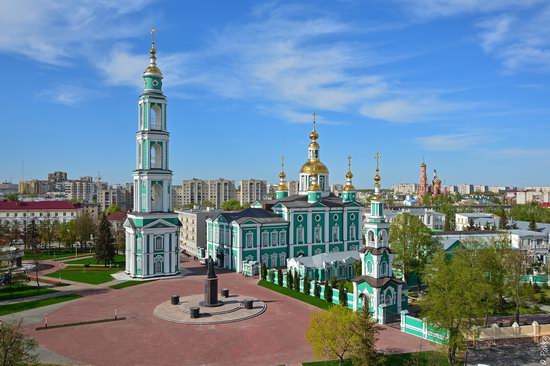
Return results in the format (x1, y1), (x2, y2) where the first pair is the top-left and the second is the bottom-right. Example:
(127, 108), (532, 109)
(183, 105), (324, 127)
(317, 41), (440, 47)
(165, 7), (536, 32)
(124, 28), (181, 278)
(342, 155), (356, 203)
(418, 159), (428, 202)
(275, 156), (289, 199)
(432, 169), (441, 196)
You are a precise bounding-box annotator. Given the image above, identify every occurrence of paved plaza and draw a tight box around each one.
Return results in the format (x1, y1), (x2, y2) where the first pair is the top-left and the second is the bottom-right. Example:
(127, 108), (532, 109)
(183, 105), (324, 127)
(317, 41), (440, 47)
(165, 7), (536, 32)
(19, 259), (436, 365)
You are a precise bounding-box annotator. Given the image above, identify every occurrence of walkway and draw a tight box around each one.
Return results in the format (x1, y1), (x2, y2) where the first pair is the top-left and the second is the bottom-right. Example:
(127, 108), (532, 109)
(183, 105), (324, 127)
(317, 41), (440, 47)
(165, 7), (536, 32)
(19, 259), (436, 366)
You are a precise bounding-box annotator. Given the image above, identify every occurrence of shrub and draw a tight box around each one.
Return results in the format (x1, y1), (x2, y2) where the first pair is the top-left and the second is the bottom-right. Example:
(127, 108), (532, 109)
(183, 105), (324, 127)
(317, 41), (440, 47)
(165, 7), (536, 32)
(303, 275), (310, 295)
(324, 282), (332, 303)
(338, 283), (347, 306)
(542, 283), (549, 290)
(260, 263), (267, 280)
(287, 270), (293, 289)
(84, 264), (90, 268)
(268, 270), (275, 283)
(293, 270), (300, 291)
(314, 281), (320, 298)
(277, 267), (283, 286)
(533, 283), (541, 293)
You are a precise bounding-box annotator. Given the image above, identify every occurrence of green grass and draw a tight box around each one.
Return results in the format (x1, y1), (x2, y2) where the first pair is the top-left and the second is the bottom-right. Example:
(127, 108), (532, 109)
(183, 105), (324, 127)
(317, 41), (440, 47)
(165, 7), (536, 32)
(23, 249), (79, 260)
(0, 294), (81, 316)
(302, 351), (448, 365)
(109, 280), (155, 289)
(64, 254), (125, 266)
(258, 279), (332, 310)
(0, 284), (58, 301)
(45, 266), (122, 285)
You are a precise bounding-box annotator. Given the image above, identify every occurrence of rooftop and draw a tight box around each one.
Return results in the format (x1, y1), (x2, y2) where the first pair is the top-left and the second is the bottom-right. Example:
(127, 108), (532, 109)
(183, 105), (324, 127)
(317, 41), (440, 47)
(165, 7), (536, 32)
(289, 250), (360, 268)
(0, 200), (80, 211)
(217, 208), (287, 225)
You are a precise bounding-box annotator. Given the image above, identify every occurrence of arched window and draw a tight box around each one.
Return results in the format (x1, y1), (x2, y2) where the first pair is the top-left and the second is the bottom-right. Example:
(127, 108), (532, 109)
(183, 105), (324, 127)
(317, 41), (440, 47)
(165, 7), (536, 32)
(154, 236), (163, 251)
(332, 224), (339, 242)
(379, 230), (386, 244)
(262, 231), (269, 246)
(138, 142), (143, 169)
(150, 105), (161, 129)
(270, 253), (278, 268)
(150, 143), (162, 169)
(271, 231), (278, 246)
(368, 230), (375, 245)
(279, 230), (286, 245)
(279, 252), (286, 266)
(151, 182), (163, 211)
(261, 253), (269, 266)
(154, 256), (163, 273)
(348, 265), (353, 278)
(366, 261), (373, 274)
(296, 225), (304, 244)
(246, 232), (253, 247)
(314, 248), (322, 255)
(136, 237), (142, 251)
(314, 224), (322, 243)
(349, 223), (356, 241)
(380, 261), (388, 276)
(137, 257), (142, 272)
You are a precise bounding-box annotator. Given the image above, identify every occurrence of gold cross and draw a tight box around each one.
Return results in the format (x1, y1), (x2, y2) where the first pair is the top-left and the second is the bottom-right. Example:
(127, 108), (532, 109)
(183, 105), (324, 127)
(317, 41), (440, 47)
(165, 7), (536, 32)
(281, 155), (285, 171)
(312, 111), (317, 130)
(374, 152), (381, 170)
(347, 155), (352, 171)
(151, 26), (156, 47)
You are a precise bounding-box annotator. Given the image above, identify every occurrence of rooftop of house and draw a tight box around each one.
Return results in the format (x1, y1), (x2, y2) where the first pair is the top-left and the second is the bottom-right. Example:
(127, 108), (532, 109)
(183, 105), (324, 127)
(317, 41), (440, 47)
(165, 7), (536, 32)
(0, 200), (80, 211)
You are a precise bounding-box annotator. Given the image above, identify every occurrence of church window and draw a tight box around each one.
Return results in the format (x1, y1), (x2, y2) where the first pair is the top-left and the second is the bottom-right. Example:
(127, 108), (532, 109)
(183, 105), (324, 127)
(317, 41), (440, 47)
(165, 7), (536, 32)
(350, 213), (355, 220)
(314, 224), (322, 243)
(279, 230), (286, 245)
(154, 256), (163, 273)
(150, 105), (161, 129)
(154, 236), (163, 251)
(379, 230), (386, 243)
(315, 214), (321, 222)
(150, 143), (162, 169)
(137, 238), (142, 251)
(246, 232), (253, 248)
(297, 215), (303, 222)
(348, 265), (353, 278)
(225, 228), (230, 245)
(262, 231), (269, 247)
(261, 254), (269, 266)
(333, 214), (338, 221)
(214, 227), (219, 244)
(366, 261), (373, 274)
(349, 224), (356, 241)
(151, 182), (163, 211)
(271, 231), (278, 246)
(279, 252), (286, 266)
(380, 261), (388, 276)
(368, 230), (375, 245)
(314, 248), (322, 255)
(270, 253), (278, 268)
(296, 225), (304, 244)
(332, 224), (339, 242)
(137, 257), (142, 272)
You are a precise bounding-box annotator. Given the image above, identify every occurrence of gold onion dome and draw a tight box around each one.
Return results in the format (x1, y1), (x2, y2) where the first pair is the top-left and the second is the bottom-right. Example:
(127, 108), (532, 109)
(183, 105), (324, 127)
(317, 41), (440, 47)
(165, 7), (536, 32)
(279, 170), (286, 179)
(343, 183), (355, 192)
(309, 129), (319, 140)
(300, 160), (329, 174)
(346, 170), (353, 179)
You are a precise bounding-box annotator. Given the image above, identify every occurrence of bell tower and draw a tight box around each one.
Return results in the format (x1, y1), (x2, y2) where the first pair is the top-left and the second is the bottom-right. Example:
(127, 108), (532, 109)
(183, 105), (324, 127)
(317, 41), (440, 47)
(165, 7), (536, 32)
(124, 28), (181, 279)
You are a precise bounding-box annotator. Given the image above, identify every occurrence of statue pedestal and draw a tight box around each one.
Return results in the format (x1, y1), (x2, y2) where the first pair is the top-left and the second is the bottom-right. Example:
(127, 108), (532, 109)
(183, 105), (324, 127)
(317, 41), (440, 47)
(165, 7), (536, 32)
(200, 278), (223, 307)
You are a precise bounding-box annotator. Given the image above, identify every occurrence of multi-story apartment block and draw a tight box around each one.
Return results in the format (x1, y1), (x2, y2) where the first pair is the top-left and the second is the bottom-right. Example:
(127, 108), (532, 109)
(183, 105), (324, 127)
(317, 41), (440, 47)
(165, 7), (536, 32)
(474, 185), (488, 193)
(64, 177), (96, 202)
(239, 179), (267, 206)
(392, 183), (419, 195)
(176, 207), (222, 258)
(181, 178), (237, 209)
(172, 185), (183, 210)
(97, 184), (133, 212)
(516, 191), (550, 204)
(47, 171), (68, 184)
(18, 180), (50, 195)
(458, 184), (474, 195)
(0, 183), (18, 196)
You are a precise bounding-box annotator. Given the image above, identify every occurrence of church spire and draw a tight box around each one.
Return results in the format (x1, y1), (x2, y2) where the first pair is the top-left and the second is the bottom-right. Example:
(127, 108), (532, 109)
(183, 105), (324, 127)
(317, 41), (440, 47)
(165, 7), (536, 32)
(144, 26), (162, 79)
(276, 155), (289, 199)
(342, 155), (356, 202)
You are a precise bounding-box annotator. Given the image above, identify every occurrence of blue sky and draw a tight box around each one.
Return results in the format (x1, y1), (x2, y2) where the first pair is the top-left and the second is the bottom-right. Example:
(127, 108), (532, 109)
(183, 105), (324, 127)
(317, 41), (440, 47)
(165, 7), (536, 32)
(1, 0), (550, 188)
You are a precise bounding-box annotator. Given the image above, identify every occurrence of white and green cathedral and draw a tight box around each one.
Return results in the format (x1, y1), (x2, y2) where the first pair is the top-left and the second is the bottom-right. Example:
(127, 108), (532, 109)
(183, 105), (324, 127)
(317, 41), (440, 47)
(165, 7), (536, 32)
(351, 158), (408, 323)
(124, 30), (181, 278)
(206, 119), (364, 273)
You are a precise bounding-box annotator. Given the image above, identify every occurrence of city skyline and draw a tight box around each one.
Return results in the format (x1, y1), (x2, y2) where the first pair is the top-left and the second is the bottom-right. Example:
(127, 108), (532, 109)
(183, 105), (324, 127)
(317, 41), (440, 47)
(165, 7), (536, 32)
(2, 1), (550, 187)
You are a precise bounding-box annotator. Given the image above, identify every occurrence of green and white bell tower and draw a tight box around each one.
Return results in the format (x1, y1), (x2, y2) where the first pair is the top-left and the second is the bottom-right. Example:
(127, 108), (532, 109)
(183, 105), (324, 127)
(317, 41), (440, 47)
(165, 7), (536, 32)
(124, 28), (181, 279)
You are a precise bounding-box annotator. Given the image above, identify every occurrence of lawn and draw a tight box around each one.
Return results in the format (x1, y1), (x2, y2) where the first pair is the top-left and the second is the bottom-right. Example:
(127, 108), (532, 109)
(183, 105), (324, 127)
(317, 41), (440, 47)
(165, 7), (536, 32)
(64, 254), (125, 266)
(23, 249), (80, 260)
(258, 279), (332, 310)
(0, 294), (81, 316)
(0, 284), (58, 301)
(302, 351), (448, 365)
(45, 266), (122, 285)
(109, 280), (155, 289)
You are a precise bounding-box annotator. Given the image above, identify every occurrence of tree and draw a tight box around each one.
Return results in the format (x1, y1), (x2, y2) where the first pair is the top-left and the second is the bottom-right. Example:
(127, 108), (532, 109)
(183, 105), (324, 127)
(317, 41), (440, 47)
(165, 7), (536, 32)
(222, 199), (244, 211)
(422, 249), (489, 364)
(349, 303), (383, 365)
(27, 219), (41, 291)
(504, 249), (535, 324)
(0, 320), (38, 365)
(303, 275), (310, 295)
(287, 269), (293, 288)
(75, 212), (96, 250)
(201, 200), (216, 209)
(324, 282), (333, 303)
(440, 202), (455, 231)
(293, 270), (300, 291)
(95, 214), (116, 267)
(260, 263), (267, 280)
(529, 218), (538, 232)
(354, 261), (362, 277)
(497, 208), (509, 229)
(39, 220), (58, 251)
(58, 220), (77, 248)
(277, 267), (283, 286)
(105, 204), (122, 215)
(389, 213), (440, 288)
(338, 282), (347, 307)
(305, 306), (357, 366)
(314, 280), (321, 298)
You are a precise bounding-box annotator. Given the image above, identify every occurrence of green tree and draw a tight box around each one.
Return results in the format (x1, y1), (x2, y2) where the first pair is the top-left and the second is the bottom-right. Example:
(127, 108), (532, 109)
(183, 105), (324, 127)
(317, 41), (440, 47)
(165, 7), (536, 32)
(293, 270), (300, 291)
(287, 269), (293, 288)
(201, 200), (216, 208)
(222, 199), (244, 211)
(39, 220), (58, 251)
(75, 212), (96, 250)
(349, 303), (383, 365)
(0, 320), (37, 366)
(497, 208), (509, 229)
(58, 220), (77, 248)
(277, 267), (283, 286)
(95, 214), (116, 267)
(504, 249), (535, 324)
(440, 202), (455, 231)
(305, 306), (356, 366)
(338, 282), (347, 307)
(389, 213), (439, 288)
(105, 204), (122, 215)
(26, 219), (41, 290)
(529, 218), (538, 232)
(324, 282), (333, 303)
(260, 263), (267, 280)
(354, 261), (362, 277)
(303, 275), (310, 295)
(314, 281), (321, 298)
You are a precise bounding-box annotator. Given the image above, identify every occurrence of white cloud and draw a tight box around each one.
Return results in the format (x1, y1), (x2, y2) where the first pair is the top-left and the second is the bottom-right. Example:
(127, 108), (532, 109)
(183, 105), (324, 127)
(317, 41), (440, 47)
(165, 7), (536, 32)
(416, 131), (492, 151)
(37, 85), (90, 106)
(398, 0), (542, 19)
(360, 97), (466, 123)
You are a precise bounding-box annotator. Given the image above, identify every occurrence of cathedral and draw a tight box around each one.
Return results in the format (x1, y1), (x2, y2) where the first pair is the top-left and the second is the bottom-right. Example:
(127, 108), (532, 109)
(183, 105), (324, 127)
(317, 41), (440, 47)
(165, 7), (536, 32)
(124, 29), (181, 278)
(206, 118), (364, 272)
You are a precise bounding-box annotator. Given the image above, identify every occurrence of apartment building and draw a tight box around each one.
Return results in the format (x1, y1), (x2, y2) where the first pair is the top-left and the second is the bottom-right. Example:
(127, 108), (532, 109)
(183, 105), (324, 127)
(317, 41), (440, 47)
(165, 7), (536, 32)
(181, 178), (237, 209)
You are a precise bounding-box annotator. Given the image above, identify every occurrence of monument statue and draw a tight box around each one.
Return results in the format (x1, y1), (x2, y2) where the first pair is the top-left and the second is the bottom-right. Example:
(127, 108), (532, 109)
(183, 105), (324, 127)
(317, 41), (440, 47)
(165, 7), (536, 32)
(206, 255), (217, 279)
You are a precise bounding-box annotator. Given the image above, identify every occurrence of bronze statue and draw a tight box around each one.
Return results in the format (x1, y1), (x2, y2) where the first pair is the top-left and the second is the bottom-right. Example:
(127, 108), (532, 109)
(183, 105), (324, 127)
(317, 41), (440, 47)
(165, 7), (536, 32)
(206, 255), (217, 279)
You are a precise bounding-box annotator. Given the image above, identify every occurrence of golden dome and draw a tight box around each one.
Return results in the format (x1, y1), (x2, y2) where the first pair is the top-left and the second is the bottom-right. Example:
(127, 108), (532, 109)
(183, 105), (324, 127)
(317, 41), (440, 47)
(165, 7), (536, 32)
(279, 170), (286, 179)
(309, 183), (321, 191)
(277, 184), (288, 191)
(300, 160), (329, 174)
(309, 129), (319, 140)
(144, 65), (162, 74)
(421, 161), (426, 168)
(309, 141), (319, 149)
(346, 170), (353, 179)
(343, 184), (355, 191)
